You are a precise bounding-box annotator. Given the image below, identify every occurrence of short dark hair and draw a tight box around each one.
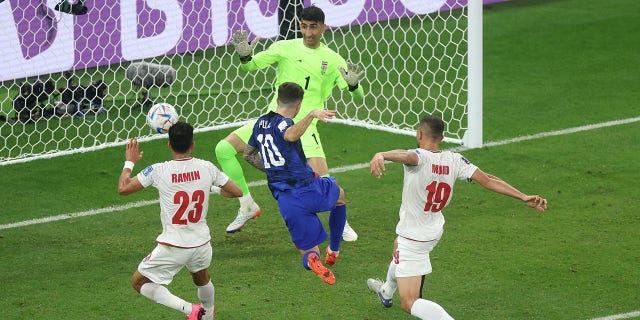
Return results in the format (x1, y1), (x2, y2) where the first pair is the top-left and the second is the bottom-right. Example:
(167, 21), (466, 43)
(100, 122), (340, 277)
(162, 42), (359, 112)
(419, 115), (445, 140)
(300, 6), (325, 23)
(168, 122), (193, 153)
(277, 82), (304, 106)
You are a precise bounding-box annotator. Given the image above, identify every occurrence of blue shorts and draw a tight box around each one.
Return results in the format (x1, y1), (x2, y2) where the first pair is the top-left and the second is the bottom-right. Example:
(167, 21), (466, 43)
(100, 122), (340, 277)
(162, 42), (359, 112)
(276, 176), (341, 251)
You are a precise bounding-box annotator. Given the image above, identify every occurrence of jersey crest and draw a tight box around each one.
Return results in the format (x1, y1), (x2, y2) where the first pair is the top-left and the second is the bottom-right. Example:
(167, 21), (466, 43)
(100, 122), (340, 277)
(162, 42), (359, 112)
(142, 165), (153, 176)
(277, 120), (288, 133)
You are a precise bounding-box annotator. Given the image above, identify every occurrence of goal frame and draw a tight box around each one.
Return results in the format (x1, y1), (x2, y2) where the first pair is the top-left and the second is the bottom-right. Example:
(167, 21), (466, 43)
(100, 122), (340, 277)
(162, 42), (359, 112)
(0, 0), (484, 165)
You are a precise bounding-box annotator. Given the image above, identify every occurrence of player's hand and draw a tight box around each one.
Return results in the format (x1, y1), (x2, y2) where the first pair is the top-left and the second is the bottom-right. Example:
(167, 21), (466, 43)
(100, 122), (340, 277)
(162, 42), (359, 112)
(369, 153), (386, 178)
(125, 138), (144, 163)
(339, 61), (365, 87)
(310, 109), (336, 122)
(230, 30), (260, 58)
(523, 195), (548, 212)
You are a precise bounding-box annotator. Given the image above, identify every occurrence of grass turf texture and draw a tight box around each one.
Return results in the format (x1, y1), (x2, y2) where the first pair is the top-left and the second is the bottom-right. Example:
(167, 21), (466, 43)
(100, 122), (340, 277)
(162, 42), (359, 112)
(1, 0), (639, 319)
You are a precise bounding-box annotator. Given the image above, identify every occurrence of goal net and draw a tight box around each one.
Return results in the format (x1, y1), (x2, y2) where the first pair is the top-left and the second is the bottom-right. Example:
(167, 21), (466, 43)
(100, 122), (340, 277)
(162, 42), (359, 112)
(0, 0), (484, 165)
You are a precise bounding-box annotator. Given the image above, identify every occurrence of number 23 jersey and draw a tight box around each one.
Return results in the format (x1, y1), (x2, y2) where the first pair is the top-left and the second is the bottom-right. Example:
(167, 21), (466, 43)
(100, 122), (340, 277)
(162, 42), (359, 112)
(397, 149), (478, 241)
(137, 158), (230, 248)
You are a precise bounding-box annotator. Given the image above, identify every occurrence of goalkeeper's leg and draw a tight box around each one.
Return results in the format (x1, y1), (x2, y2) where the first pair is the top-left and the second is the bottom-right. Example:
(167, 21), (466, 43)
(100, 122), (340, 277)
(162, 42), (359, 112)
(214, 130), (260, 233)
(215, 136), (250, 195)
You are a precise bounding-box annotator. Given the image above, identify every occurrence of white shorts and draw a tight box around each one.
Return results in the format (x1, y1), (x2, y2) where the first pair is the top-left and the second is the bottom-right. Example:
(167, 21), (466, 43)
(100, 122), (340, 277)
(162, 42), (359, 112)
(395, 234), (441, 278)
(138, 242), (212, 285)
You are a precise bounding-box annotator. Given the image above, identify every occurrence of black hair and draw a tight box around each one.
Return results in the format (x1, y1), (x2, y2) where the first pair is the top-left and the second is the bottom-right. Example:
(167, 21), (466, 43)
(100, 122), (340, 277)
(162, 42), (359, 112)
(300, 6), (325, 23)
(419, 115), (445, 140)
(277, 82), (305, 106)
(168, 122), (193, 153)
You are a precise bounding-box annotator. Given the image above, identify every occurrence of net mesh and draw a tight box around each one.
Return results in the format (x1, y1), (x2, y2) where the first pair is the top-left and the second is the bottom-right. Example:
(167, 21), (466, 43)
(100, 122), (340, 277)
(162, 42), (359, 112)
(0, 0), (475, 164)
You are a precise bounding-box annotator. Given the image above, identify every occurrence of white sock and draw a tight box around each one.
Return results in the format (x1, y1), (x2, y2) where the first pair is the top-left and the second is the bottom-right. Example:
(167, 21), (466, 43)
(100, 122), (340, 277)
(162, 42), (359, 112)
(410, 298), (454, 320)
(198, 281), (215, 317)
(140, 282), (192, 315)
(239, 192), (253, 208)
(380, 260), (397, 298)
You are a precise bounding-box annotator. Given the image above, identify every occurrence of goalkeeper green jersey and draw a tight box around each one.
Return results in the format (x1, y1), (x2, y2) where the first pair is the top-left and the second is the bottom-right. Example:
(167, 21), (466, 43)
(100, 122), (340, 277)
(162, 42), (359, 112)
(240, 38), (364, 123)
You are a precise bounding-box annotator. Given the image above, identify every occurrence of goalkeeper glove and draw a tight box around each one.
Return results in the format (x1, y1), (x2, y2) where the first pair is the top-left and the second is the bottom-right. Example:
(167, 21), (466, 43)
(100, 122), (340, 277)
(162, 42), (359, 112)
(339, 61), (365, 91)
(230, 30), (260, 62)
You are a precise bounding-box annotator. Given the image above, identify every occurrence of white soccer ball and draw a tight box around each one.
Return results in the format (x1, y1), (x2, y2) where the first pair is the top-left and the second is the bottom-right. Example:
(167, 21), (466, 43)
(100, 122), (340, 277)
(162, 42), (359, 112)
(147, 103), (179, 133)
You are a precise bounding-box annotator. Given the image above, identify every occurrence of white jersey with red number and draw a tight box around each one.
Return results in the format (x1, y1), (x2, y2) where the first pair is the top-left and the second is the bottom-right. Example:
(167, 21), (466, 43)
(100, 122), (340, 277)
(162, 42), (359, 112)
(396, 149), (478, 241)
(136, 158), (229, 248)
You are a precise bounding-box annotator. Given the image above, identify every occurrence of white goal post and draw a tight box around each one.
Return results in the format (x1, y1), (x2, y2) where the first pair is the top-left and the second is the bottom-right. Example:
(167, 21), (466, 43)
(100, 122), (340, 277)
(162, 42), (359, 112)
(0, 0), (486, 165)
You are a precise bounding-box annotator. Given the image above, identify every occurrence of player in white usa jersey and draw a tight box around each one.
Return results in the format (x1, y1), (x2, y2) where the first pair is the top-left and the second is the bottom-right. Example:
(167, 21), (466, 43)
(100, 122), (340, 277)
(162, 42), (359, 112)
(366, 115), (548, 320)
(118, 122), (242, 320)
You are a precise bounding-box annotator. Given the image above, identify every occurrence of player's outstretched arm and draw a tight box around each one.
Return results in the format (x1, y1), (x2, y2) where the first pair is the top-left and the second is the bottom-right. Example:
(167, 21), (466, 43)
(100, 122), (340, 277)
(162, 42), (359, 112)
(230, 30), (260, 63)
(369, 150), (419, 178)
(118, 138), (145, 195)
(472, 168), (548, 212)
(284, 109), (336, 142)
(219, 179), (243, 198)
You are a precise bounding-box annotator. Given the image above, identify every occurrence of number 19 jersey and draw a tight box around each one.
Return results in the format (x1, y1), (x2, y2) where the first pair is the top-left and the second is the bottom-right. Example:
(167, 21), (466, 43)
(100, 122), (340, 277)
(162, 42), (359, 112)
(397, 149), (478, 241)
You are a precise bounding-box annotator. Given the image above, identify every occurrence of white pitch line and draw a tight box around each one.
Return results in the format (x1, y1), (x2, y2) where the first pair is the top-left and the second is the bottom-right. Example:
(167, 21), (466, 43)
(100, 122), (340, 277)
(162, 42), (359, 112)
(590, 311), (640, 320)
(2, 116), (640, 232)
(482, 116), (640, 149)
(0, 200), (157, 230)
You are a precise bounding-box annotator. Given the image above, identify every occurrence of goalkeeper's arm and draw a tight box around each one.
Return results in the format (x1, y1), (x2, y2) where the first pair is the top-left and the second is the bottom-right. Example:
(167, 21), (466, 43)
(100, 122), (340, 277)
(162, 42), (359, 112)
(339, 62), (365, 101)
(230, 30), (260, 64)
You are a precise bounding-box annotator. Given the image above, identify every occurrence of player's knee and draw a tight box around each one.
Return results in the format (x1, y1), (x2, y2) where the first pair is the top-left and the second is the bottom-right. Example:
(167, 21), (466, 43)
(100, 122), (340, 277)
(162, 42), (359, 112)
(401, 297), (418, 314)
(336, 187), (346, 206)
(131, 282), (141, 293)
(131, 271), (150, 293)
(400, 296), (420, 314)
(191, 269), (211, 286)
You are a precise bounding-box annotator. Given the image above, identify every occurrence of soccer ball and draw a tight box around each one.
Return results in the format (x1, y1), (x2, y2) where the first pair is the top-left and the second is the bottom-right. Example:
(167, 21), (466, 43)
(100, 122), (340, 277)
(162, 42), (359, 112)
(147, 103), (179, 133)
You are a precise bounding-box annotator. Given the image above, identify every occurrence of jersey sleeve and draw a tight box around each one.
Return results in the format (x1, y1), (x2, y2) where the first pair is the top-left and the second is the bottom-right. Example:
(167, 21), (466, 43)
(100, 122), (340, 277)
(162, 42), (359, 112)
(240, 41), (283, 72)
(136, 163), (158, 188)
(210, 163), (230, 188)
(403, 149), (423, 173)
(276, 118), (294, 140)
(454, 153), (478, 180)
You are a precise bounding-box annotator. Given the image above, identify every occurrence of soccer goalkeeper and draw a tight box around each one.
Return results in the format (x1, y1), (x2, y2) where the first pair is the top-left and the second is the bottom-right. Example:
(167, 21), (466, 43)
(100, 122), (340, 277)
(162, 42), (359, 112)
(215, 5), (365, 243)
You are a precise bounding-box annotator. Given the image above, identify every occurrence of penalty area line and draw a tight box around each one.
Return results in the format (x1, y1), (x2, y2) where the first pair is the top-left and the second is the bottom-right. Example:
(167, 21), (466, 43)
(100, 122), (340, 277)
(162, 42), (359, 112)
(0, 200), (158, 230)
(2, 116), (639, 232)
